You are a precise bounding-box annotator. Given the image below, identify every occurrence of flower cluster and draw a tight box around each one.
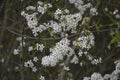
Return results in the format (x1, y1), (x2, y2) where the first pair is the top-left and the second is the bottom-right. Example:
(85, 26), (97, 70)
(73, 30), (95, 50)
(13, 49), (20, 55)
(91, 57), (102, 65)
(70, 30), (99, 65)
(24, 56), (39, 72)
(69, 0), (97, 15)
(28, 43), (44, 52)
(83, 60), (120, 80)
(41, 38), (74, 67)
(18, 0), (111, 79)
(21, 1), (52, 36)
(37, 1), (52, 14)
(39, 75), (45, 80)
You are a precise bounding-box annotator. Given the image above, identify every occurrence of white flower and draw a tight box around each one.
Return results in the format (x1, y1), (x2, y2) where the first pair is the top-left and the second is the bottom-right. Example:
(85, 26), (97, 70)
(35, 43), (44, 52)
(91, 58), (102, 65)
(63, 66), (70, 71)
(41, 56), (50, 66)
(24, 62), (29, 67)
(113, 9), (118, 15)
(40, 75), (45, 80)
(13, 49), (20, 55)
(64, 9), (69, 14)
(71, 55), (79, 64)
(28, 46), (33, 52)
(33, 57), (39, 62)
(105, 7), (108, 12)
(110, 70), (120, 80)
(32, 67), (37, 72)
(38, 6), (45, 14)
(37, 2), (52, 15)
(41, 38), (73, 67)
(54, 9), (63, 19)
(47, 3), (52, 8)
(20, 41), (26, 47)
(80, 62), (83, 66)
(73, 30), (95, 51)
(25, 60), (34, 68)
(90, 8), (98, 16)
(91, 72), (103, 80)
(78, 50), (83, 57)
(115, 61), (120, 72)
(54, 9), (63, 15)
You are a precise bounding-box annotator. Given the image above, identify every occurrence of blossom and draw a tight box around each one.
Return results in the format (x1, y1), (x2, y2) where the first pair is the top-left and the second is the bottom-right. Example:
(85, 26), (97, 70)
(28, 46), (33, 52)
(73, 30), (95, 50)
(41, 38), (74, 67)
(37, 6), (45, 14)
(35, 43), (44, 52)
(71, 55), (79, 64)
(54, 9), (63, 15)
(63, 66), (70, 71)
(90, 8), (98, 16)
(91, 57), (102, 65)
(40, 75), (45, 80)
(13, 49), (20, 55)
(32, 67), (37, 72)
(24, 60), (34, 68)
(33, 57), (39, 62)
(91, 72), (103, 80)
(37, 2), (52, 15)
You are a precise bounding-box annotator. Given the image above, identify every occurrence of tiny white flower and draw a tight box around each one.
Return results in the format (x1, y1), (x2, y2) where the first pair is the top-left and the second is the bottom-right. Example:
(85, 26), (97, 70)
(47, 3), (52, 8)
(13, 49), (20, 55)
(64, 9), (69, 14)
(32, 67), (37, 72)
(36, 43), (44, 52)
(71, 55), (79, 64)
(20, 41), (25, 47)
(54, 9), (63, 15)
(80, 62), (83, 66)
(91, 72), (103, 80)
(113, 9), (118, 15)
(24, 62), (29, 67)
(40, 75), (45, 80)
(28, 46), (33, 52)
(33, 57), (38, 62)
(63, 66), (70, 71)
(27, 60), (34, 68)
(90, 8), (98, 16)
